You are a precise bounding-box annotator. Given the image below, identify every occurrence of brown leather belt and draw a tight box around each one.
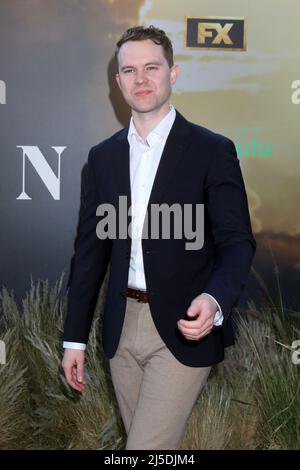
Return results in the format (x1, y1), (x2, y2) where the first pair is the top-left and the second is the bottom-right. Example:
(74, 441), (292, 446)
(127, 287), (149, 303)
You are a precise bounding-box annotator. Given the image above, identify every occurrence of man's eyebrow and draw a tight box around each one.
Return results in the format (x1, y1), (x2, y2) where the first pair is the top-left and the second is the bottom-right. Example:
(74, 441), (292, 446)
(144, 61), (163, 66)
(120, 61), (163, 71)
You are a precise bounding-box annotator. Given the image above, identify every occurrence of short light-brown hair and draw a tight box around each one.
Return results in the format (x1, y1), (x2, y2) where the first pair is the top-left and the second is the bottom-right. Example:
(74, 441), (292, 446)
(115, 25), (174, 68)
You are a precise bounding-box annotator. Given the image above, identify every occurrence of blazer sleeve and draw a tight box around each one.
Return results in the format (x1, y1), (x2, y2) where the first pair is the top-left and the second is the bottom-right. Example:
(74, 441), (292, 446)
(203, 137), (256, 320)
(63, 145), (112, 344)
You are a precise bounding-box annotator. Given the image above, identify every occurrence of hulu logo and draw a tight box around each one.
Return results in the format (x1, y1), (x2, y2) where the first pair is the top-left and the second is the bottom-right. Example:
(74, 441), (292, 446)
(234, 128), (273, 159)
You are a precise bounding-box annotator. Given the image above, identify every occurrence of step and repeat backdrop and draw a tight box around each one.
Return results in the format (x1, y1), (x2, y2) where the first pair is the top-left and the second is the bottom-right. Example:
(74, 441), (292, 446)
(1, 0), (299, 308)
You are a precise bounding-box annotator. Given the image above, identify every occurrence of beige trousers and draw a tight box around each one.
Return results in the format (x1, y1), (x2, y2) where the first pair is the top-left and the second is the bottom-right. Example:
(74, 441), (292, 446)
(109, 297), (211, 450)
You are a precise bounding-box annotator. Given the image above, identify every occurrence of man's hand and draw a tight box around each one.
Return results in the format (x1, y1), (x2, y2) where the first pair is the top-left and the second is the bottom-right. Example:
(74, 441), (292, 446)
(177, 293), (218, 341)
(61, 349), (87, 393)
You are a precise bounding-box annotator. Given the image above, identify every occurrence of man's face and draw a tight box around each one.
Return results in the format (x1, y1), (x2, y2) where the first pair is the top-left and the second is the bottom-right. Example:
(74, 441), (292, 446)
(115, 39), (179, 114)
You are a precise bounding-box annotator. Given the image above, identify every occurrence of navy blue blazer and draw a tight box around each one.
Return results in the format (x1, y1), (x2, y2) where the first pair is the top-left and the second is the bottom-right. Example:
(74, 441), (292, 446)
(63, 110), (256, 367)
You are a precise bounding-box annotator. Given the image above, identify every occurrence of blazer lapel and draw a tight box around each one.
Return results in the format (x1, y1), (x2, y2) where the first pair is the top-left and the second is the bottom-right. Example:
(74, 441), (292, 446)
(112, 129), (132, 209)
(146, 110), (191, 208)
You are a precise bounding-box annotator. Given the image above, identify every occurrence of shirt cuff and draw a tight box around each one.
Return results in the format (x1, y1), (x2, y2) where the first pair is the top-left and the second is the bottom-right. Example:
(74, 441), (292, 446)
(63, 341), (86, 350)
(202, 292), (224, 326)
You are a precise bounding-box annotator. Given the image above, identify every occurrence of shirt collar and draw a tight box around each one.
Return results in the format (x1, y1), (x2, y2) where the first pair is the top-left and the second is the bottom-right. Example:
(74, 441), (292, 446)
(127, 105), (176, 148)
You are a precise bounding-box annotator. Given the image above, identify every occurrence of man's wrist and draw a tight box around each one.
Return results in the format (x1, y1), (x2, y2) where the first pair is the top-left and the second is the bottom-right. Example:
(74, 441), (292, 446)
(63, 341), (86, 350)
(201, 293), (224, 326)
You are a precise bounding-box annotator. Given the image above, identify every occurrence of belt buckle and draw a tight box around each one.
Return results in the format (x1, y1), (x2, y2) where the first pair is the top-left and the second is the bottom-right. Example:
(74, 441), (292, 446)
(128, 287), (147, 303)
(135, 289), (143, 302)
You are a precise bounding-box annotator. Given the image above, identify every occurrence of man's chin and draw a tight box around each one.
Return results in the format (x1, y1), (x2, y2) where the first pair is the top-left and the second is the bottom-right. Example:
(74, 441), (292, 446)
(131, 101), (164, 114)
(133, 107), (156, 114)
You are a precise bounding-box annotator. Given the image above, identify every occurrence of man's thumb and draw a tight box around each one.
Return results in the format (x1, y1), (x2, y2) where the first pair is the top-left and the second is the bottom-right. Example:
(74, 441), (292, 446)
(187, 303), (198, 317)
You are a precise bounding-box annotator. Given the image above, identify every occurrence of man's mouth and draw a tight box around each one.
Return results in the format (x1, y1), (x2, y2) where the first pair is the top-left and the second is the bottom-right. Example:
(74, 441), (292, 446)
(134, 90), (152, 96)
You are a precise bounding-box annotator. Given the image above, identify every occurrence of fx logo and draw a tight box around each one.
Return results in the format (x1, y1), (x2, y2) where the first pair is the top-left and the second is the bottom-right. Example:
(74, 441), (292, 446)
(186, 17), (246, 51)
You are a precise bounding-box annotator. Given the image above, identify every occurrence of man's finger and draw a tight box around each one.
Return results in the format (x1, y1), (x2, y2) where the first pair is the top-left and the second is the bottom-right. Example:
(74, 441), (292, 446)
(178, 320), (213, 337)
(71, 366), (86, 389)
(178, 325), (200, 336)
(65, 367), (85, 392)
(198, 326), (213, 339)
(182, 326), (212, 341)
(179, 319), (200, 328)
(63, 365), (73, 385)
(178, 316), (208, 329)
(76, 360), (84, 384)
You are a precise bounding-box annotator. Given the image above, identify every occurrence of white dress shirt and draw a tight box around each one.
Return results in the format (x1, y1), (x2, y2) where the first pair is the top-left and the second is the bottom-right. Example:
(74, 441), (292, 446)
(63, 106), (223, 351)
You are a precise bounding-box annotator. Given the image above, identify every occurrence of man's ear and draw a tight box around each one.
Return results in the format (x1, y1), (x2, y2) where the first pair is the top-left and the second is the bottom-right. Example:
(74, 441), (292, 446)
(170, 64), (180, 85)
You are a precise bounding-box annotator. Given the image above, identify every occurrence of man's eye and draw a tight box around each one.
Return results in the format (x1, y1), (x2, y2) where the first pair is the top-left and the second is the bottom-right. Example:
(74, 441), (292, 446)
(124, 69), (134, 74)
(146, 66), (158, 71)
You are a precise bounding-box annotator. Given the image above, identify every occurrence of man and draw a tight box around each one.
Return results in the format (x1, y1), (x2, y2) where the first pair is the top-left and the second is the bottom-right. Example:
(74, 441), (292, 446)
(62, 25), (256, 450)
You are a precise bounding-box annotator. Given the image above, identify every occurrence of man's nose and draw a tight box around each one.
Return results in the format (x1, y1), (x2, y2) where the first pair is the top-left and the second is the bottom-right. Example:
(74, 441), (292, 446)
(134, 69), (148, 84)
